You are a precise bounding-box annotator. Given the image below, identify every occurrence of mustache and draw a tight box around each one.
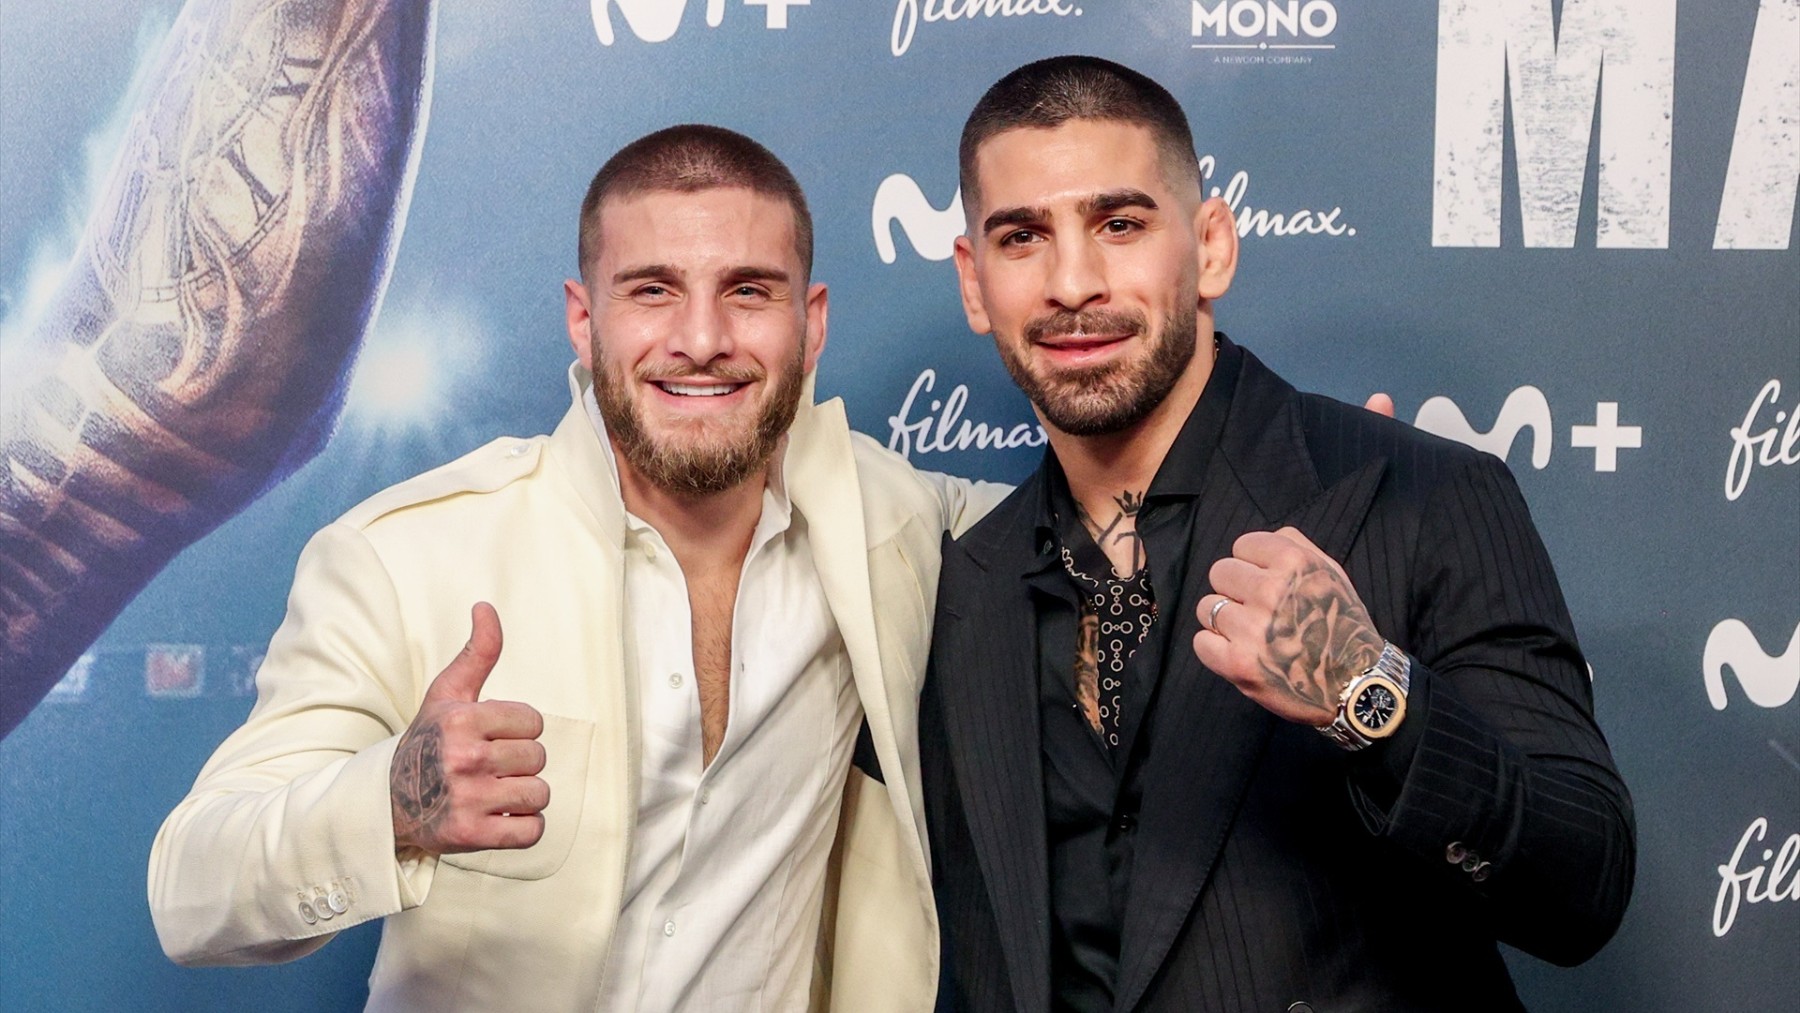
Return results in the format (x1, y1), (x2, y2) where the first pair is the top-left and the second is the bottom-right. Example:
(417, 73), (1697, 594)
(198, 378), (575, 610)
(634, 362), (765, 384)
(1023, 308), (1147, 345)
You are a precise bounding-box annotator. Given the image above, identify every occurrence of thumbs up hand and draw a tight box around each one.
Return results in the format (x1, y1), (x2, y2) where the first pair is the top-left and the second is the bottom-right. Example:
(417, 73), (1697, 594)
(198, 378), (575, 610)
(390, 603), (548, 855)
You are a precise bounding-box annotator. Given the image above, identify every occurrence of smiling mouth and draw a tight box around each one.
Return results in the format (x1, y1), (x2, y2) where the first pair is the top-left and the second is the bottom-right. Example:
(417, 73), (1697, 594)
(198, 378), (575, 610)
(653, 381), (748, 397)
(1039, 334), (1130, 348)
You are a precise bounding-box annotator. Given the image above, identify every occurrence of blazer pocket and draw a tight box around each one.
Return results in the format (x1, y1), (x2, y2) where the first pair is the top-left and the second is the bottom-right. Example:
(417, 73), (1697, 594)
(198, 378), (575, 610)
(439, 712), (594, 881)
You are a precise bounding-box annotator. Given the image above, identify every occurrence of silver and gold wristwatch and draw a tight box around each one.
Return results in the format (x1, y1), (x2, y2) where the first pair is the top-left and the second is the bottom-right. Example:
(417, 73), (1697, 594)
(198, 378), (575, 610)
(1318, 642), (1411, 751)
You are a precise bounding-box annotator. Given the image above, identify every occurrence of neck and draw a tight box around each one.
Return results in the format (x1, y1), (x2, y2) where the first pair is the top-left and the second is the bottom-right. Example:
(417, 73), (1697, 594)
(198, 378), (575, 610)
(614, 451), (768, 571)
(1048, 333), (1216, 521)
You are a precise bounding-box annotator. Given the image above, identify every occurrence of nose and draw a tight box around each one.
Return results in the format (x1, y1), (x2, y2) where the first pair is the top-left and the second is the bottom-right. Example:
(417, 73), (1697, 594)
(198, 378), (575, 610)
(667, 293), (734, 367)
(1045, 232), (1108, 311)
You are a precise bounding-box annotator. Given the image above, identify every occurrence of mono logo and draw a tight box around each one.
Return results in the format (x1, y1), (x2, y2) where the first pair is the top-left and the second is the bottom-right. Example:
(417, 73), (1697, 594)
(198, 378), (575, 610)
(1192, 1), (1337, 43)
(1413, 386), (1553, 469)
(592, 0), (809, 46)
(872, 175), (964, 264)
(1703, 619), (1800, 710)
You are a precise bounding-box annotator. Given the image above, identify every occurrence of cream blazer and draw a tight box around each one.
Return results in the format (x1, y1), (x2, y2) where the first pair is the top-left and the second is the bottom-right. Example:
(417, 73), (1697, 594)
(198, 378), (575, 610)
(148, 370), (1004, 1011)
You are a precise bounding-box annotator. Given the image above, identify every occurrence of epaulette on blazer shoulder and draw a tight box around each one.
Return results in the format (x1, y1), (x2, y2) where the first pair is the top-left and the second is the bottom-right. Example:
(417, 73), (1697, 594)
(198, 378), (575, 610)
(336, 436), (549, 531)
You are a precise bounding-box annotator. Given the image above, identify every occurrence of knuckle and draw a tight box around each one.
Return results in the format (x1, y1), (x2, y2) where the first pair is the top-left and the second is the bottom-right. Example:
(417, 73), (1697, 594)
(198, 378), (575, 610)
(444, 740), (485, 776)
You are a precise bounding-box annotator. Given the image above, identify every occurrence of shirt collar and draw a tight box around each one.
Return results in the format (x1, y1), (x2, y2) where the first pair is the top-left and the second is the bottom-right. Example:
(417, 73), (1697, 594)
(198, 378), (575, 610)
(576, 365), (794, 543)
(1028, 333), (1243, 553)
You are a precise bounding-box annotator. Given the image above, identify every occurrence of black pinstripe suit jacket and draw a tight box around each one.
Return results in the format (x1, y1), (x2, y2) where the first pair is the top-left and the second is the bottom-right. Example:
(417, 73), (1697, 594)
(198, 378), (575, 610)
(921, 340), (1635, 1013)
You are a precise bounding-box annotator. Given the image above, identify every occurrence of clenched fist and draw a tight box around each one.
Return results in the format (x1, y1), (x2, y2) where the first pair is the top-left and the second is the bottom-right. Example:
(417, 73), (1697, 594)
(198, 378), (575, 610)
(1192, 527), (1385, 726)
(390, 603), (548, 855)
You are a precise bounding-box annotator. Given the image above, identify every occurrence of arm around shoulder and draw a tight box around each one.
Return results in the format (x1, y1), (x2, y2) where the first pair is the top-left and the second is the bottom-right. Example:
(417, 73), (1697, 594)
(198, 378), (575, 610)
(914, 469), (1014, 538)
(148, 522), (433, 966)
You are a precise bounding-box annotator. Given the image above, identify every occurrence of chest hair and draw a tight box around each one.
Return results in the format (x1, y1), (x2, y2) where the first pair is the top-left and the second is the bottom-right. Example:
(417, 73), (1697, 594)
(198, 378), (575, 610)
(688, 564), (741, 767)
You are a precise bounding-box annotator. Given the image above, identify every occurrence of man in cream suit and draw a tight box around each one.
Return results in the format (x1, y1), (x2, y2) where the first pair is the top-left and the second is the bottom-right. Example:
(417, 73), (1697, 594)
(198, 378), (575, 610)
(149, 125), (1001, 1010)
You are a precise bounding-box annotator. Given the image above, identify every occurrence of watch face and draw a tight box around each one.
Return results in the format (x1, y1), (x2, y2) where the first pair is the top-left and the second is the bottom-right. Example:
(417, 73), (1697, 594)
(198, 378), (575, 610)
(1349, 677), (1406, 738)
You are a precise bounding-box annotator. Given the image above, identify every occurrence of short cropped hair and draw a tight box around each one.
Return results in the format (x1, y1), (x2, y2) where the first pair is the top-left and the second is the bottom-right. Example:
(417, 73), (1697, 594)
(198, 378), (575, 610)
(959, 56), (1201, 210)
(578, 124), (813, 281)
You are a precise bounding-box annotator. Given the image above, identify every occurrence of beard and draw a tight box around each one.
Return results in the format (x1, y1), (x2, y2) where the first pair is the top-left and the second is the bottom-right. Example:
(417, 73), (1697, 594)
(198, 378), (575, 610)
(996, 301), (1198, 437)
(592, 334), (805, 497)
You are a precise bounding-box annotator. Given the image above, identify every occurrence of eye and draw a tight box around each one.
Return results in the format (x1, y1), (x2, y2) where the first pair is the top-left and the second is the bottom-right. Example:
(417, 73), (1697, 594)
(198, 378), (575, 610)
(729, 284), (770, 300)
(999, 229), (1039, 248)
(1101, 217), (1143, 236)
(634, 283), (673, 300)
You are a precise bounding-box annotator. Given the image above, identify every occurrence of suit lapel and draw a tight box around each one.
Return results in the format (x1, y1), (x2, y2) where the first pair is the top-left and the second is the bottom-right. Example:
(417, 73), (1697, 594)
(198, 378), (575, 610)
(937, 516), (1053, 1013)
(1111, 351), (1387, 1012)
(784, 396), (931, 871)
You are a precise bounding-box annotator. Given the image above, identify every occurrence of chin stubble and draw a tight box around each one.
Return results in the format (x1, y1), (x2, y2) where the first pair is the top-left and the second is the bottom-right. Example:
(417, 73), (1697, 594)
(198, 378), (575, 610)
(1002, 301), (1199, 437)
(594, 342), (805, 497)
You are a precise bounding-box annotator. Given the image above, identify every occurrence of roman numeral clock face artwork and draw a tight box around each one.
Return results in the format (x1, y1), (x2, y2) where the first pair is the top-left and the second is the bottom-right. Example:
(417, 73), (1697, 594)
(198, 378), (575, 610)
(96, 7), (318, 303)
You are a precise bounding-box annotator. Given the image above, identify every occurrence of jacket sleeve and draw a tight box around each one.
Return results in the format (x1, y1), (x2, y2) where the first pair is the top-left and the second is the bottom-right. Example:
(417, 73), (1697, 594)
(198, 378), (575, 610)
(1348, 452), (1636, 966)
(147, 522), (437, 965)
(911, 470), (1015, 538)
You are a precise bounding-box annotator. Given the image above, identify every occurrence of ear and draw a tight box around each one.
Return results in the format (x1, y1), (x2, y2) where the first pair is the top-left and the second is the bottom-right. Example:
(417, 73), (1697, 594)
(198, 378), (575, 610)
(952, 234), (992, 334)
(802, 281), (829, 373)
(563, 279), (595, 371)
(1194, 196), (1239, 302)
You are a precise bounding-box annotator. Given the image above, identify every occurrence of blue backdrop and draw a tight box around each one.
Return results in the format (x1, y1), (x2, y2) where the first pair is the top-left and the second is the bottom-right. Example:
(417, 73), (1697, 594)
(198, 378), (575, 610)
(2, 1), (1794, 1008)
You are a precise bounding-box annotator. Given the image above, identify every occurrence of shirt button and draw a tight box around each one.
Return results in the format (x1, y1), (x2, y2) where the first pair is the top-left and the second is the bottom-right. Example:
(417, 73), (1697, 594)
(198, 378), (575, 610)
(1446, 842), (1467, 864)
(662, 920), (676, 937)
(1114, 813), (1138, 834)
(1471, 861), (1492, 883)
(507, 443), (529, 458)
(326, 889), (349, 915)
(668, 672), (683, 689)
(643, 543), (657, 561)
(298, 901), (318, 925)
(698, 788), (711, 805)
(314, 896), (335, 921)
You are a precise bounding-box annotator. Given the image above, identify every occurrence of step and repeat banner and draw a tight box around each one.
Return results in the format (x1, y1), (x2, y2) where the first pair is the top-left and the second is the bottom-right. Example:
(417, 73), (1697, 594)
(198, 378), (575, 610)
(1, 1), (1794, 1009)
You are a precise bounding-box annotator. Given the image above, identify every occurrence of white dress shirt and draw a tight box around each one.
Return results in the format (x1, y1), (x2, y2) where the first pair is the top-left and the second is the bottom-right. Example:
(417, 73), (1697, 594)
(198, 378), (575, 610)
(587, 395), (861, 1011)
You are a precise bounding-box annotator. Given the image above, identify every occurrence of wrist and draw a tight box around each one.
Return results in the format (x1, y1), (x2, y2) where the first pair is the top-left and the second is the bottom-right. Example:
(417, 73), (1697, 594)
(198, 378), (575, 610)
(1318, 642), (1411, 751)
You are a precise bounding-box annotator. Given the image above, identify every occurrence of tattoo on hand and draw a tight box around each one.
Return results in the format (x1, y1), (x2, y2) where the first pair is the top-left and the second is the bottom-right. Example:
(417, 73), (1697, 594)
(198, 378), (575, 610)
(391, 723), (449, 849)
(1258, 561), (1383, 716)
(1077, 490), (1148, 576)
(1075, 609), (1102, 733)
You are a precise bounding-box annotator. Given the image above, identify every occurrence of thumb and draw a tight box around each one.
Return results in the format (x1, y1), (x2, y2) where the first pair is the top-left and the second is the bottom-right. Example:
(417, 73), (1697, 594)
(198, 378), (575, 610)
(1362, 392), (1396, 418)
(425, 602), (504, 704)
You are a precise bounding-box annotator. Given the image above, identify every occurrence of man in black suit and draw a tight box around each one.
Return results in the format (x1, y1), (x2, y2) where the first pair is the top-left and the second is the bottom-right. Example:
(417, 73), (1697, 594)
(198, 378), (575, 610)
(921, 56), (1635, 1011)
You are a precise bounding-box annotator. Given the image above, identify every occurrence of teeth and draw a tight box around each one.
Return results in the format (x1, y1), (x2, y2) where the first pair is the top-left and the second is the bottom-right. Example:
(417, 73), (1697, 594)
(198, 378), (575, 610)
(658, 382), (741, 397)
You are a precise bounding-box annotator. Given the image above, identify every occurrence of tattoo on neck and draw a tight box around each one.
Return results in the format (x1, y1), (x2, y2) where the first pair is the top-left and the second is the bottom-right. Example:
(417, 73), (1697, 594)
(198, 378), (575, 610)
(1257, 560), (1384, 718)
(1077, 490), (1148, 576)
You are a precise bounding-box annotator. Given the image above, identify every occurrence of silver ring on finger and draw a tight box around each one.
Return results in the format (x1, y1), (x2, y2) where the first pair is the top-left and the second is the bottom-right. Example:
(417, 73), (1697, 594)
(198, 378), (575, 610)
(1207, 597), (1231, 635)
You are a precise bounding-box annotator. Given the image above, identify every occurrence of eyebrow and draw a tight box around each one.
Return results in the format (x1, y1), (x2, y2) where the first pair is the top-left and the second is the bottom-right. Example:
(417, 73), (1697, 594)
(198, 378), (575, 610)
(1081, 188), (1159, 216)
(982, 205), (1048, 235)
(610, 264), (792, 287)
(611, 263), (678, 285)
(724, 265), (791, 286)
(981, 188), (1162, 235)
